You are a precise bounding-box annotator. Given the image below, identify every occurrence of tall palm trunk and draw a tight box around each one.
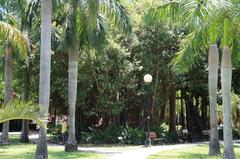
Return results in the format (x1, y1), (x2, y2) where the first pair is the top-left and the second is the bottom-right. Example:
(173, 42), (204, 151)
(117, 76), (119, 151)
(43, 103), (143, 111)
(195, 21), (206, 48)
(20, 66), (30, 143)
(65, 47), (79, 152)
(169, 84), (176, 134)
(0, 46), (13, 145)
(35, 0), (52, 158)
(222, 18), (236, 159)
(208, 44), (220, 155)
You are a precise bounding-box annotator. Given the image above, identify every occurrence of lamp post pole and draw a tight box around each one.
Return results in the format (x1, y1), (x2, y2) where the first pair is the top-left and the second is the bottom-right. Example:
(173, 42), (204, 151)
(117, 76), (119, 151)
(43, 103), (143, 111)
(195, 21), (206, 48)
(144, 74), (152, 147)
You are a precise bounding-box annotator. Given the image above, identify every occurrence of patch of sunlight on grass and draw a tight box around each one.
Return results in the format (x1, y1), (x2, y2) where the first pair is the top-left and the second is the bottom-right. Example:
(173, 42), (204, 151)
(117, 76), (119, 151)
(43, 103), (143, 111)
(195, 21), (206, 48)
(0, 144), (106, 159)
(0, 135), (106, 159)
(148, 144), (240, 159)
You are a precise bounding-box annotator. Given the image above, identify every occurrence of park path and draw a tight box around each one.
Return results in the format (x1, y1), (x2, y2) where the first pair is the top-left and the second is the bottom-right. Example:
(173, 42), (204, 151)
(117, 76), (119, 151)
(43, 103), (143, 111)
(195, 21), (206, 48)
(106, 143), (201, 159)
(25, 132), (240, 159)
(28, 133), (206, 158)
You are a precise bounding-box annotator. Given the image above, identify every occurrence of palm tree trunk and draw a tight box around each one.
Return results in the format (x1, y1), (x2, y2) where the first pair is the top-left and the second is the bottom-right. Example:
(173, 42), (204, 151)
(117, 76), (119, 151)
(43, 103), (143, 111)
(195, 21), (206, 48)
(0, 46), (13, 145)
(221, 46), (235, 159)
(35, 0), (52, 158)
(208, 44), (220, 155)
(20, 66), (30, 143)
(169, 84), (176, 134)
(222, 17), (236, 159)
(65, 48), (78, 152)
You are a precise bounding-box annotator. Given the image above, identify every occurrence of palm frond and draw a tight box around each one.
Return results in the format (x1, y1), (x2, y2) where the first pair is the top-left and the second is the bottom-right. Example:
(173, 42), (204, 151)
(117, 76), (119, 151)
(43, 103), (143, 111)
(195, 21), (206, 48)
(171, 26), (209, 74)
(100, 0), (132, 33)
(87, 13), (107, 51)
(0, 21), (29, 59)
(143, 1), (180, 25)
(143, 0), (230, 27)
(0, 100), (43, 126)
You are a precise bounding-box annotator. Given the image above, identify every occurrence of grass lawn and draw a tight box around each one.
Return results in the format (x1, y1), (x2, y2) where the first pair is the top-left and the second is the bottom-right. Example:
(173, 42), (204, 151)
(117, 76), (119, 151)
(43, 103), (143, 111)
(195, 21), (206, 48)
(0, 135), (106, 159)
(148, 144), (240, 159)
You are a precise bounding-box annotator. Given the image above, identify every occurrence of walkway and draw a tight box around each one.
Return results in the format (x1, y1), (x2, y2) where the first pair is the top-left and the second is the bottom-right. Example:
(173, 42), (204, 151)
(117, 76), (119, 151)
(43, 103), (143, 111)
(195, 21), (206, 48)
(107, 143), (201, 159)
(10, 132), (240, 159)
(28, 133), (206, 158)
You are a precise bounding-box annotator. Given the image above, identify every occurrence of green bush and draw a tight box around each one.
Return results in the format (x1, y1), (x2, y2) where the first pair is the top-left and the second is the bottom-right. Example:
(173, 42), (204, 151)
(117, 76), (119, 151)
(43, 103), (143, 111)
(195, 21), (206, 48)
(153, 124), (178, 143)
(48, 124), (62, 135)
(47, 124), (62, 143)
(80, 126), (145, 145)
(153, 123), (168, 138)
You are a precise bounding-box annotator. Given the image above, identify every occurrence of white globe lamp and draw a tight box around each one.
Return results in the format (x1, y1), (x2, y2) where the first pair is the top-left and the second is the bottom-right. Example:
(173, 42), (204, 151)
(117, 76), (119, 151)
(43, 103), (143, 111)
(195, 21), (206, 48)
(144, 74), (153, 83)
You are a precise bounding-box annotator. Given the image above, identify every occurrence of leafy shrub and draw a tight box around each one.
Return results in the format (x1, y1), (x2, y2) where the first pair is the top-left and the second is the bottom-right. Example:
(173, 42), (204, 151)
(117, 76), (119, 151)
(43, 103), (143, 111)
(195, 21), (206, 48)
(80, 126), (145, 145)
(48, 124), (62, 135)
(153, 123), (178, 143)
(153, 123), (168, 138)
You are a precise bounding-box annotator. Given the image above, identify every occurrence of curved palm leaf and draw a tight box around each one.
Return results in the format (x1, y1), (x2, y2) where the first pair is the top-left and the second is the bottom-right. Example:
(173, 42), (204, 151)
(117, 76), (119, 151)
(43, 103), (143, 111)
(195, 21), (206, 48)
(0, 21), (29, 58)
(171, 28), (208, 73)
(100, 0), (132, 33)
(172, 14), (224, 73)
(144, 0), (230, 74)
(0, 100), (43, 126)
(144, 0), (230, 27)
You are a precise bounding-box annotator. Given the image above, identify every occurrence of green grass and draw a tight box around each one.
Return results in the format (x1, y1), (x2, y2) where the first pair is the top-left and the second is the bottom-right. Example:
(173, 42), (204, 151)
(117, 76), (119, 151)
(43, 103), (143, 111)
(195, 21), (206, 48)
(148, 144), (240, 159)
(0, 135), (106, 159)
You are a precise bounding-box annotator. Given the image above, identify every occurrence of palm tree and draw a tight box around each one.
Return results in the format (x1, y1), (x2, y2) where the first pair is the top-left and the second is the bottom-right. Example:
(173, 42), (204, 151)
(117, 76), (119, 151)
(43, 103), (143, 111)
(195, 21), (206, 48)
(221, 17), (235, 159)
(144, 0), (231, 156)
(58, 0), (131, 152)
(0, 20), (29, 144)
(35, 0), (52, 158)
(0, 0), (33, 145)
(208, 44), (220, 155)
(1, 43), (13, 145)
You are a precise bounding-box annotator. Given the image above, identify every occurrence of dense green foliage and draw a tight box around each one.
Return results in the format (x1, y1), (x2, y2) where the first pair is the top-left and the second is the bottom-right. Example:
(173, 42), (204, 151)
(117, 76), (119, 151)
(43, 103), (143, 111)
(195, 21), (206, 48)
(1, 0), (240, 151)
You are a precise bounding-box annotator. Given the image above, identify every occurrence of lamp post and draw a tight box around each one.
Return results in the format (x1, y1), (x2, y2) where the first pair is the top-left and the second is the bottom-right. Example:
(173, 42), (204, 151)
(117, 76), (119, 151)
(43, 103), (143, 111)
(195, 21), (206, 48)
(144, 74), (152, 147)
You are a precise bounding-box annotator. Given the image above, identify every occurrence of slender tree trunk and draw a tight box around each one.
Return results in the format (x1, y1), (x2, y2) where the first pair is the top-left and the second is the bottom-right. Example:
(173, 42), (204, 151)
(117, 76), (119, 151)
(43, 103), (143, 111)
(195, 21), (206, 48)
(222, 18), (236, 159)
(20, 120), (29, 143)
(35, 0), (52, 158)
(169, 84), (176, 133)
(20, 66), (30, 143)
(159, 85), (168, 123)
(153, 65), (159, 126)
(201, 96), (208, 129)
(181, 90), (187, 129)
(0, 46), (13, 145)
(208, 44), (220, 155)
(65, 48), (78, 152)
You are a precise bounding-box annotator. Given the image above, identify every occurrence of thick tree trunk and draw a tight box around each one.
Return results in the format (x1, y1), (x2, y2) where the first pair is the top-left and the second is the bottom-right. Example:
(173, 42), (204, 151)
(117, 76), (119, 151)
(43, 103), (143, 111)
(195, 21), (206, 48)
(221, 46), (236, 159)
(65, 48), (78, 152)
(208, 44), (220, 155)
(222, 18), (236, 159)
(35, 0), (52, 158)
(0, 46), (13, 145)
(21, 66), (30, 143)
(20, 120), (29, 143)
(169, 85), (176, 133)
